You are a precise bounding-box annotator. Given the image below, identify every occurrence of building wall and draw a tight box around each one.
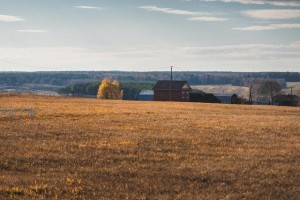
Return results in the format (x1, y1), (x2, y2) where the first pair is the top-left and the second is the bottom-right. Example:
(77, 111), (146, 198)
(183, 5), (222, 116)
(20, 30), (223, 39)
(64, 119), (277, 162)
(138, 95), (154, 101)
(154, 90), (190, 102)
(215, 96), (232, 104)
(190, 93), (220, 103)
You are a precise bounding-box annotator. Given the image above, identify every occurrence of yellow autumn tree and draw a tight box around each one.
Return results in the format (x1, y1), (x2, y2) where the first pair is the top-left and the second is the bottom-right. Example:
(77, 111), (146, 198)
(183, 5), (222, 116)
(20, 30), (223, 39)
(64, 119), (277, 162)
(97, 78), (123, 100)
(111, 80), (123, 99)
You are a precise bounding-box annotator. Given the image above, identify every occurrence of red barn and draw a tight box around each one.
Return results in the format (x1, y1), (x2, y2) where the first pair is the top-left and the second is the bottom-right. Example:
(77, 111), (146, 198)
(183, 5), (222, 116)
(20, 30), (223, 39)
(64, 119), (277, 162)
(152, 80), (192, 102)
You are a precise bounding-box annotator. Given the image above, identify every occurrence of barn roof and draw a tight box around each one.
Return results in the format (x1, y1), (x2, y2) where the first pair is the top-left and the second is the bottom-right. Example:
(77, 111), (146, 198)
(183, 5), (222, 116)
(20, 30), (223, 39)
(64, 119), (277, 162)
(190, 91), (220, 103)
(274, 94), (299, 100)
(152, 80), (191, 90)
(139, 90), (154, 95)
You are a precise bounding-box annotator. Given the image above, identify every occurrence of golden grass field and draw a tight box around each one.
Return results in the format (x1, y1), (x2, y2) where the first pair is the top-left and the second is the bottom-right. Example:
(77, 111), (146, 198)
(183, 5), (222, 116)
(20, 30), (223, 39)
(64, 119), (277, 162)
(0, 95), (300, 199)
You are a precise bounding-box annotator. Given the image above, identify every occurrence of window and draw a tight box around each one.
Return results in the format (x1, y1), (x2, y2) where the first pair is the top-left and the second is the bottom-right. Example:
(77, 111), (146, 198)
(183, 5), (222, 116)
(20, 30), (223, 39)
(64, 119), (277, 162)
(182, 91), (189, 99)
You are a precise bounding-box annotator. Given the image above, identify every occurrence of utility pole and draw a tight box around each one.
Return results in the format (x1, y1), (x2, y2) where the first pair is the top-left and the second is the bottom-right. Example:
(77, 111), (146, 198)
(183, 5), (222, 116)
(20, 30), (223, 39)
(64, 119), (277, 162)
(248, 83), (253, 104)
(286, 86), (294, 106)
(169, 66), (173, 101)
(270, 84), (274, 105)
(290, 86), (294, 106)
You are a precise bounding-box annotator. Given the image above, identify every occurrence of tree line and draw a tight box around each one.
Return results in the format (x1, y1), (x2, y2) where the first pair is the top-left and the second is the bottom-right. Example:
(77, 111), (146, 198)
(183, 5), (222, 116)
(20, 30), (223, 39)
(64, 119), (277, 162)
(1, 71), (300, 86)
(58, 81), (154, 100)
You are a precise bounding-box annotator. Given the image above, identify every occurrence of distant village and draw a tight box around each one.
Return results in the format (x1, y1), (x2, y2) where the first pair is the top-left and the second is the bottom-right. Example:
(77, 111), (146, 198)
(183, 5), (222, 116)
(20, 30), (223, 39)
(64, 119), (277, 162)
(137, 79), (299, 107)
(0, 71), (299, 106)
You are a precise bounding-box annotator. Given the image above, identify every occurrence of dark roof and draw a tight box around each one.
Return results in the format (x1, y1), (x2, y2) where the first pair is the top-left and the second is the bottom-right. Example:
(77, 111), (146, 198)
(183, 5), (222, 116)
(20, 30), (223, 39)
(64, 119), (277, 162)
(274, 94), (299, 106)
(190, 92), (220, 103)
(274, 94), (299, 101)
(152, 80), (191, 90)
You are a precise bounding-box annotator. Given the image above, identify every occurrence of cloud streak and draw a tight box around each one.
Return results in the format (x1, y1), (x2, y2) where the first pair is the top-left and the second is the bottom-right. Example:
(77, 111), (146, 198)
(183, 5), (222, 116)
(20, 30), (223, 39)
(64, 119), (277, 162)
(139, 5), (228, 22)
(16, 29), (48, 33)
(139, 6), (208, 16)
(75, 6), (103, 10)
(234, 23), (300, 31)
(188, 16), (228, 21)
(241, 9), (300, 20)
(0, 15), (24, 22)
(201, 0), (300, 7)
(180, 42), (300, 59)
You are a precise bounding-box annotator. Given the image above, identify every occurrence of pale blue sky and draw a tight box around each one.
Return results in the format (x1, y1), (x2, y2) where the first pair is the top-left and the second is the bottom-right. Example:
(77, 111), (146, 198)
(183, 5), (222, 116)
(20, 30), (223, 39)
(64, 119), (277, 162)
(0, 0), (300, 71)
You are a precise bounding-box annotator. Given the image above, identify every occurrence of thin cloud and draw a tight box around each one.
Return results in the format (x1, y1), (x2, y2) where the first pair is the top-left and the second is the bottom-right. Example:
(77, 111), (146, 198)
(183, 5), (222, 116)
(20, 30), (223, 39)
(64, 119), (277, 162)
(1, 44), (300, 71)
(188, 16), (228, 21)
(139, 5), (228, 22)
(180, 42), (300, 58)
(202, 0), (265, 5)
(271, 1), (300, 7)
(241, 9), (300, 20)
(233, 23), (300, 31)
(139, 6), (208, 16)
(201, 0), (300, 7)
(75, 6), (103, 10)
(0, 15), (24, 22)
(16, 29), (48, 33)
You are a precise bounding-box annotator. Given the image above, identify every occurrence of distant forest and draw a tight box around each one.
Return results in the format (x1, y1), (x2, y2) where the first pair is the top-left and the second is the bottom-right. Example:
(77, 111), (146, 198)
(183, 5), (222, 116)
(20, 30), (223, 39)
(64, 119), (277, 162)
(58, 81), (154, 100)
(1, 71), (300, 87)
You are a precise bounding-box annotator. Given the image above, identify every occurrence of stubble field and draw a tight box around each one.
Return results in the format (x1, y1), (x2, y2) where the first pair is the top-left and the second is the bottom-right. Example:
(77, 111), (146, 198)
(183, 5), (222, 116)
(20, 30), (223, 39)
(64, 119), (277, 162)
(0, 95), (299, 199)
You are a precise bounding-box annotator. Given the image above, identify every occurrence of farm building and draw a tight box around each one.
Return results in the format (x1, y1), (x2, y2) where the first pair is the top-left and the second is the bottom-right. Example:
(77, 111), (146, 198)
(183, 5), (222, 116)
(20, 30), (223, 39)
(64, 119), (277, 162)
(214, 94), (238, 104)
(138, 90), (154, 101)
(252, 97), (271, 105)
(274, 94), (300, 106)
(152, 80), (192, 102)
(190, 91), (221, 103)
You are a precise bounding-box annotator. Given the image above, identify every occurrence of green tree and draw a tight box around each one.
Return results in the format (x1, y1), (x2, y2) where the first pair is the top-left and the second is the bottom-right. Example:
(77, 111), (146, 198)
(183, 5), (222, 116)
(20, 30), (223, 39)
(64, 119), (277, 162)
(85, 83), (99, 95)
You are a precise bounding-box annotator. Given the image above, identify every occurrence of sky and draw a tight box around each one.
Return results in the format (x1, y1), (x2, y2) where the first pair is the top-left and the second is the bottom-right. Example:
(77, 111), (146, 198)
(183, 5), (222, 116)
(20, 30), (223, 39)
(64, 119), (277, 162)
(0, 0), (300, 72)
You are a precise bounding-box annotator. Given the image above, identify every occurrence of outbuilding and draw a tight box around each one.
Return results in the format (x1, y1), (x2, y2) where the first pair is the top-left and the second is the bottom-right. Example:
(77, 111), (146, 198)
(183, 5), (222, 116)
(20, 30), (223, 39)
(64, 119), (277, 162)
(138, 90), (154, 101)
(152, 80), (192, 102)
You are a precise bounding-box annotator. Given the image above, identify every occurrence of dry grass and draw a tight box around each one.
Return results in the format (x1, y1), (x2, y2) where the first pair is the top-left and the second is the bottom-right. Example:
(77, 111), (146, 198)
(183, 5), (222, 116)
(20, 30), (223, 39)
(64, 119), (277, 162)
(0, 95), (299, 199)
